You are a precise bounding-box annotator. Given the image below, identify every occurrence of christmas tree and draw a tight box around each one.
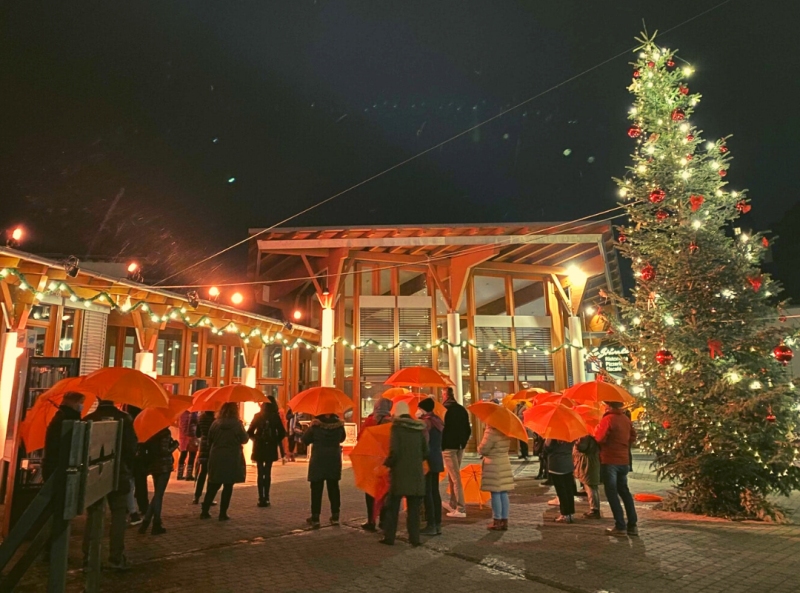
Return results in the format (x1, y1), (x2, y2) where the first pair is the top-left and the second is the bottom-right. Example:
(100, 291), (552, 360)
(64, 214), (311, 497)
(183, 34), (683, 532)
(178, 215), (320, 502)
(611, 32), (800, 520)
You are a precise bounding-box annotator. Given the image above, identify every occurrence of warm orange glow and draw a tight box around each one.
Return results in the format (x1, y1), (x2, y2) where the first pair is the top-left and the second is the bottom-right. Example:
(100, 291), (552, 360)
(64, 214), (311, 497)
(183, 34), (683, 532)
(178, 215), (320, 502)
(292, 309), (302, 321)
(231, 292), (244, 305)
(127, 262), (139, 273)
(11, 227), (23, 242)
(208, 286), (220, 298)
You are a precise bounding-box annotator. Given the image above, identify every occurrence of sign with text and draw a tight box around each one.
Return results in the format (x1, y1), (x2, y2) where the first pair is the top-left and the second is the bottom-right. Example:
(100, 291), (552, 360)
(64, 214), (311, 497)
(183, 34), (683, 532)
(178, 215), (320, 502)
(586, 346), (630, 375)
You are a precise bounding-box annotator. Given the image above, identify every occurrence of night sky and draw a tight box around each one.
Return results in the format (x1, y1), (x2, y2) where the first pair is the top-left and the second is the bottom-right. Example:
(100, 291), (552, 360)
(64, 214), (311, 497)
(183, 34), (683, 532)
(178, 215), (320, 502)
(1, 1), (798, 290)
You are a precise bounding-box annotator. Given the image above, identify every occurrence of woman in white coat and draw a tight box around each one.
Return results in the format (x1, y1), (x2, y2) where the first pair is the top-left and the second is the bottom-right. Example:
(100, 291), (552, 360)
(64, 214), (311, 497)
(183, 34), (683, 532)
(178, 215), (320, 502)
(478, 425), (514, 530)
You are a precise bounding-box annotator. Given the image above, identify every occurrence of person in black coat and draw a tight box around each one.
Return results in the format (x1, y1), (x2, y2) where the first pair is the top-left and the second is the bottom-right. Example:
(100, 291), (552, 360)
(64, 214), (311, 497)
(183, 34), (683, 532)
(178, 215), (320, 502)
(419, 398), (445, 536)
(42, 392), (84, 481)
(193, 410), (215, 504)
(201, 403), (249, 521)
(301, 414), (346, 528)
(247, 400), (286, 507)
(139, 428), (175, 535)
(441, 387), (471, 517)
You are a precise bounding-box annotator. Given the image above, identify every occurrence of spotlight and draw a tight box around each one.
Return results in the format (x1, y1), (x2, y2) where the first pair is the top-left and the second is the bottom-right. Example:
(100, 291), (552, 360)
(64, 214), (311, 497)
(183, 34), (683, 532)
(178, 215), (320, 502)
(208, 286), (220, 300)
(63, 256), (80, 278)
(231, 292), (244, 305)
(186, 290), (200, 309)
(283, 320), (293, 331)
(6, 227), (23, 248)
(292, 309), (303, 321)
(126, 262), (143, 282)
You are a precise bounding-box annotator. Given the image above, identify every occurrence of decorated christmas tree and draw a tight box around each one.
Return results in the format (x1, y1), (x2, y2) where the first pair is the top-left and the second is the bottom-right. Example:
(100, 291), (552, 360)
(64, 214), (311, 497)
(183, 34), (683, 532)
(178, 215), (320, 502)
(611, 32), (800, 520)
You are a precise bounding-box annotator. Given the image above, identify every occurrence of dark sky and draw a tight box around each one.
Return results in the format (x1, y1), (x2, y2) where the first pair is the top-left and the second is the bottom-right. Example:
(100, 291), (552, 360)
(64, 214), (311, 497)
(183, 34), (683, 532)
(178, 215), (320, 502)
(1, 0), (798, 288)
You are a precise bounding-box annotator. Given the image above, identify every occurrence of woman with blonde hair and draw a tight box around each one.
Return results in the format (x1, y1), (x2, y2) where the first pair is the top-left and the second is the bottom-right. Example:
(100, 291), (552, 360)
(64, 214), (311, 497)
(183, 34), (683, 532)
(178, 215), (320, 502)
(200, 403), (248, 521)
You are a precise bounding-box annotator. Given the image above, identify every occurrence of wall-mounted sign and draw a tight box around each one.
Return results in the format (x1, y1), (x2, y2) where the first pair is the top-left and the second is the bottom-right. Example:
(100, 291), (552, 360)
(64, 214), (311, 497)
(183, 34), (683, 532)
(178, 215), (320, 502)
(585, 346), (630, 375)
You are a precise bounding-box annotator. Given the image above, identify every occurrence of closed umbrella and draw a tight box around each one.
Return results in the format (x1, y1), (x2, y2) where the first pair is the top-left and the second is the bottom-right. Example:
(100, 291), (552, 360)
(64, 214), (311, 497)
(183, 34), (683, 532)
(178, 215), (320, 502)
(349, 423), (392, 498)
(440, 464), (490, 508)
(468, 402), (528, 442)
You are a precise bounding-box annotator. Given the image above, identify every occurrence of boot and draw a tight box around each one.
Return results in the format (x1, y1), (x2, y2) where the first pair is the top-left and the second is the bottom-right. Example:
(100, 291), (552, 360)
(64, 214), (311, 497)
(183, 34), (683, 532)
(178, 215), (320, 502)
(151, 520), (167, 535)
(185, 465), (194, 481)
(500, 519), (508, 531)
(138, 518), (151, 534)
(487, 519), (500, 531)
(420, 524), (438, 536)
(177, 464), (185, 481)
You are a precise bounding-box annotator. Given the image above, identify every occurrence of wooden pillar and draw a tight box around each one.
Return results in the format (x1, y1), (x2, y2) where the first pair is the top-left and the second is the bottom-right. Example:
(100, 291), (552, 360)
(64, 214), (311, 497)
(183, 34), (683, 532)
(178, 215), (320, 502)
(547, 280), (569, 392)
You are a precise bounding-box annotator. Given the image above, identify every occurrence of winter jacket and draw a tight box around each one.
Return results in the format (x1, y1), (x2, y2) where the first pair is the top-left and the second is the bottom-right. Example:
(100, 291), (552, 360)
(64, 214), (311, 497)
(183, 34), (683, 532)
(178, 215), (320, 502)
(144, 428), (176, 475)
(573, 435), (601, 486)
(544, 439), (575, 474)
(477, 426), (514, 492)
(422, 413), (445, 474)
(302, 416), (346, 482)
(595, 409), (637, 466)
(441, 399), (471, 450)
(84, 402), (137, 490)
(43, 405), (81, 481)
(207, 417), (249, 484)
(196, 411), (215, 462)
(247, 410), (287, 462)
(385, 416), (429, 497)
(178, 411), (198, 450)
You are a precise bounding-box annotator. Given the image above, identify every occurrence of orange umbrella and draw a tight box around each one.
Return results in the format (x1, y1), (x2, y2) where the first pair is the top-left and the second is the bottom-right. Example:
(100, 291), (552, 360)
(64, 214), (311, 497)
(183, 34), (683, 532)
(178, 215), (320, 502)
(564, 380), (634, 405)
(441, 464), (490, 508)
(390, 393), (447, 421)
(502, 394), (531, 411)
(574, 404), (604, 430)
(287, 386), (352, 416)
(19, 378), (96, 452)
(523, 402), (589, 441)
(468, 402), (528, 442)
(191, 384), (268, 412)
(350, 423), (392, 498)
(133, 395), (192, 443)
(80, 368), (169, 409)
(385, 366), (454, 388)
(531, 391), (568, 405)
(509, 387), (547, 402)
(380, 387), (411, 400)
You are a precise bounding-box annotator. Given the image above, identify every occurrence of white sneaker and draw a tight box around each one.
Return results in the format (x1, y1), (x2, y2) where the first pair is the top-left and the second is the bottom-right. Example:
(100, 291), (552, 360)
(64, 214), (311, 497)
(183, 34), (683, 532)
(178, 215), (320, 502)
(441, 502), (453, 513)
(447, 510), (467, 518)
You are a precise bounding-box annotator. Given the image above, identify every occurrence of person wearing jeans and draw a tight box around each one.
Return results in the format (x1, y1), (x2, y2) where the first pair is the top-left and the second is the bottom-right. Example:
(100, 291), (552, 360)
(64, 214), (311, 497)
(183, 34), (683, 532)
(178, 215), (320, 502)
(200, 403), (248, 521)
(301, 414), (346, 528)
(595, 402), (639, 536)
(139, 427), (174, 535)
(490, 492), (509, 525)
(478, 422), (514, 530)
(441, 387), (471, 518)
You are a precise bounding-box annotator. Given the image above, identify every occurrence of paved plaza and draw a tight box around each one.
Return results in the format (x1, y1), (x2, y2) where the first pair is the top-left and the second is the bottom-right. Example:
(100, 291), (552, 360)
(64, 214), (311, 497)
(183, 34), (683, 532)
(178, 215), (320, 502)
(10, 455), (800, 593)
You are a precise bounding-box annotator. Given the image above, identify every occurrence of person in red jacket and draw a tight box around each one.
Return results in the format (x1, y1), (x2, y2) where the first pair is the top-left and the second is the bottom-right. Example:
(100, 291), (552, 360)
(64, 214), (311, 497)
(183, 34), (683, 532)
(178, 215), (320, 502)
(595, 401), (639, 537)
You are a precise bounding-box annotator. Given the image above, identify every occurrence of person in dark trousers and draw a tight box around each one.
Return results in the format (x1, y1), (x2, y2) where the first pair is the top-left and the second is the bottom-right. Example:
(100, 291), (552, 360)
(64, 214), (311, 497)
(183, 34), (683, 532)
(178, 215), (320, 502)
(125, 406), (148, 525)
(302, 413), (346, 528)
(247, 399), (286, 507)
(42, 392), (84, 481)
(285, 407), (299, 461)
(545, 438), (576, 523)
(359, 397), (393, 531)
(193, 410), (215, 504)
(138, 427), (174, 535)
(441, 387), (471, 518)
(380, 402), (428, 547)
(574, 434), (602, 519)
(533, 433), (548, 480)
(177, 410), (198, 480)
(515, 402), (530, 460)
(419, 398), (444, 536)
(596, 402), (639, 537)
(201, 403), (248, 521)
(82, 400), (137, 571)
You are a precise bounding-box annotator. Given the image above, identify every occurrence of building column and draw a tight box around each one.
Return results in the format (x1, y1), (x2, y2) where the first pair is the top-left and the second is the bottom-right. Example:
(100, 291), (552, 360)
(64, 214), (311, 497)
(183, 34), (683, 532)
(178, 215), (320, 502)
(134, 352), (156, 379)
(446, 312), (464, 404)
(320, 302), (335, 388)
(241, 366), (258, 465)
(0, 331), (22, 457)
(568, 315), (587, 385)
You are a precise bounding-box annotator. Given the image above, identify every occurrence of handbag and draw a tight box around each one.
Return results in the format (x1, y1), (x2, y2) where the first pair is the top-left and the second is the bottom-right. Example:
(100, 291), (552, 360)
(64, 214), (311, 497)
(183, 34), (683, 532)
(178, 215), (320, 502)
(168, 438), (180, 453)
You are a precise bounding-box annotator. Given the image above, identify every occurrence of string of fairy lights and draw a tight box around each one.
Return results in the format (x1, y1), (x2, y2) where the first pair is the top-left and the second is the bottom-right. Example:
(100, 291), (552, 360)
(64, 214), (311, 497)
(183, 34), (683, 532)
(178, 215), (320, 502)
(1, 267), (585, 355)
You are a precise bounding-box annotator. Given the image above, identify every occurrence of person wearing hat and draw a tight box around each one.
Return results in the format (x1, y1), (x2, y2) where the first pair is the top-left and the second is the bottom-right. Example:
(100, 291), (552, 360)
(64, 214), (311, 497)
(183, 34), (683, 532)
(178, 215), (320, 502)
(380, 401), (428, 546)
(418, 397), (444, 536)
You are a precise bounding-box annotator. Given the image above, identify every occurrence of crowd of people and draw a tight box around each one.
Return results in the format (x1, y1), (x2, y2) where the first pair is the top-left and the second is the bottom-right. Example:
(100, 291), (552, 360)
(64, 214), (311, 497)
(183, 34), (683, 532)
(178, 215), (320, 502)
(42, 387), (638, 570)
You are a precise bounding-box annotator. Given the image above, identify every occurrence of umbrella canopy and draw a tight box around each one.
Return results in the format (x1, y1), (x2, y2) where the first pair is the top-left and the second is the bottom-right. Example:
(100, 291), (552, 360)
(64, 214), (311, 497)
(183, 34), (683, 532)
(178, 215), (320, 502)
(509, 387), (547, 402)
(79, 368), (170, 409)
(380, 387), (411, 400)
(190, 384), (267, 412)
(573, 404), (604, 430)
(441, 464), (490, 507)
(563, 380), (634, 405)
(287, 386), (353, 417)
(385, 367), (454, 388)
(19, 378), (96, 452)
(134, 395), (192, 443)
(468, 402), (528, 442)
(502, 394), (531, 411)
(350, 423), (392, 498)
(523, 402), (589, 442)
(531, 391), (568, 405)
(390, 393), (447, 421)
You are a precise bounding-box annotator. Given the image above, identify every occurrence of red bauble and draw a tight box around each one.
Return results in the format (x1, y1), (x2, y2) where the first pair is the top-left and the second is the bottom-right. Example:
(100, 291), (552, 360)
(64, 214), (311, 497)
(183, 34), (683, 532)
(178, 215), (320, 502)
(689, 194), (704, 212)
(647, 61), (656, 68)
(685, 154), (693, 161)
(762, 237), (770, 248)
(779, 315), (788, 323)
(633, 70), (641, 78)
(656, 210), (669, 222)
(720, 146), (729, 153)
(649, 188), (666, 204)
(667, 59), (675, 68)
(679, 85), (689, 95)
(662, 420), (671, 429)
(747, 276), (763, 292)
(628, 125), (642, 138)
(671, 109), (685, 121)
(655, 348), (674, 366)
(719, 169), (727, 177)
(736, 200), (752, 214)
(640, 264), (655, 282)
(689, 241), (699, 255)
(773, 344), (794, 366)
(686, 134), (695, 142)
(617, 233), (628, 244)
(766, 413), (777, 423)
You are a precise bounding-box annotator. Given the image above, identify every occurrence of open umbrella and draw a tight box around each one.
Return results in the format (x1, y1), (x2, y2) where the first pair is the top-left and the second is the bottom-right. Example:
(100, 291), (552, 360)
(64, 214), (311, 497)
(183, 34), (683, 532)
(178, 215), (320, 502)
(190, 384), (267, 412)
(79, 367), (170, 409)
(134, 395), (192, 443)
(385, 366), (454, 388)
(390, 393), (447, 421)
(564, 380), (634, 405)
(523, 402), (589, 442)
(468, 402), (528, 442)
(573, 404), (604, 430)
(287, 386), (353, 417)
(531, 391), (568, 405)
(509, 387), (547, 402)
(380, 387), (411, 400)
(350, 423), (392, 498)
(441, 464), (490, 508)
(19, 378), (96, 452)
(502, 394), (532, 411)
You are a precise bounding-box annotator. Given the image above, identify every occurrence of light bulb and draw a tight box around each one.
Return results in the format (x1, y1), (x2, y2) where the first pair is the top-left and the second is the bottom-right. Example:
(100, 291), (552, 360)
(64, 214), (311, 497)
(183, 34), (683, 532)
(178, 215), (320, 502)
(680, 123), (690, 133)
(692, 220), (702, 229)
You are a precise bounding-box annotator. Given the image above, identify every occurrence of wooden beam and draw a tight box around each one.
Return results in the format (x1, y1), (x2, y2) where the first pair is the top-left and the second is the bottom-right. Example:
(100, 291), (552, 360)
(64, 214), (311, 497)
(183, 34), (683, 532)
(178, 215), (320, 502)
(546, 280), (569, 391)
(549, 274), (572, 314)
(475, 261), (567, 276)
(300, 256), (324, 296)
(350, 251), (427, 265)
(448, 248), (498, 312)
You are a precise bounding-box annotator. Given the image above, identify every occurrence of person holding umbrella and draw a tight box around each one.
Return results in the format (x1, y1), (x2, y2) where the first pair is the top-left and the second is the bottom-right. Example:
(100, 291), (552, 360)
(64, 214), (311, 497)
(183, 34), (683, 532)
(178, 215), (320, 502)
(138, 427), (175, 535)
(200, 403), (248, 521)
(359, 397), (393, 531)
(380, 401), (428, 546)
(302, 412), (346, 528)
(544, 438), (576, 523)
(193, 410), (215, 505)
(441, 386), (471, 518)
(247, 398), (286, 508)
(418, 397), (445, 536)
